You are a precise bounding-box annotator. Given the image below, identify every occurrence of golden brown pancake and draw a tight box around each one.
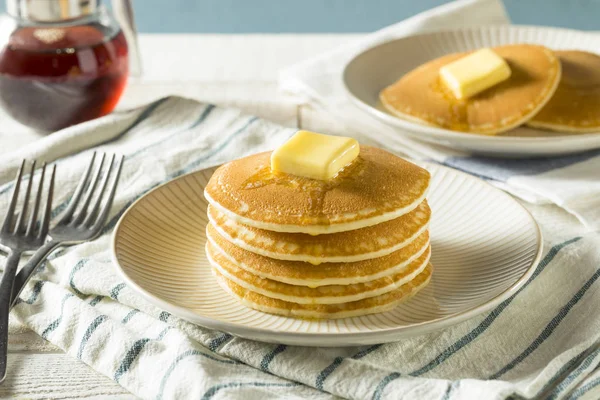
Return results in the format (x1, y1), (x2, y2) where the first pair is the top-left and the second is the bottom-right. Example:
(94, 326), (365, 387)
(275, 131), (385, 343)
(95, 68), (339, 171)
(204, 146), (430, 235)
(206, 242), (431, 304)
(528, 50), (600, 133)
(207, 225), (430, 286)
(380, 44), (561, 135)
(207, 200), (430, 264)
(207, 241), (430, 305)
(213, 264), (432, 319)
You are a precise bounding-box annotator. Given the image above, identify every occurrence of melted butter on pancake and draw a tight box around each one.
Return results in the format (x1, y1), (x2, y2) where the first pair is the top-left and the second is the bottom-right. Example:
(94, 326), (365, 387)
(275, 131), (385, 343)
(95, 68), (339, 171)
(204, 146), (430, 234)
(380, 44), (561, 135)
(242, 155), (367, 225)
(528, 50), (600, 133)
(208, 200), (430, 264)
(213, 264), (432, 319)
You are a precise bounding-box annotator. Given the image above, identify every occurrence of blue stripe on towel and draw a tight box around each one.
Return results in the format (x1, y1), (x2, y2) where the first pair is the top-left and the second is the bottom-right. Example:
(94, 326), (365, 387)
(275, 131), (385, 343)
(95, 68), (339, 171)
(158, 311), (171, 322)
(371, 372), (401, 400)
(353, 344), (383, 360)
(69, 258), (90, 296)
(548, 347), (600, 400)
(48, 101), (214, 221)
(0, 97), (170, 199)
(89, 295), (103, 306)
(155, 327), (173, 341)
(569, 376), (600, 399)
(410, 237), (581, 377)
(41, 293), (75, 339)
(121, 309), (139, 324)
(316, 344), (385, 388)
(114, 327), (175, 382)
(533, 345), (595, 398)
(444, 149), (600, 182)
(78, 315), (109, 359)
(260, 344), (287, 372)
(201, 382), (300, 400)
(109, 283), (127, 300)
(208, 333), (232, 351)
(114, 338), (151, 382)
(100, 116), (260, 236)
(316, 357), (343, 390)
(157, 349), (241, 400)
(22, 107), (259, 244)
(15, 281), (46, 305)
(489, 267), (600, 379)
(441, 381), (460, 400)
(315, 236), (581, 389)
(127, 103), (215, 159)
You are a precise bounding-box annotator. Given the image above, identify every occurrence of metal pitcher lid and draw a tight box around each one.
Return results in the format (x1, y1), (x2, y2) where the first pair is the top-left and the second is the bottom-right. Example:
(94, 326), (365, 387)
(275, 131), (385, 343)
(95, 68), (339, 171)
(7, 0), (101, 22)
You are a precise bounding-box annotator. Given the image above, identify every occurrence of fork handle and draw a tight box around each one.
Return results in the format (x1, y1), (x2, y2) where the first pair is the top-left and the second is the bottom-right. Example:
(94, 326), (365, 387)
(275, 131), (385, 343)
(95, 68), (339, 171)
(0, 250), (23, 383)
(10, 240), (60, 308)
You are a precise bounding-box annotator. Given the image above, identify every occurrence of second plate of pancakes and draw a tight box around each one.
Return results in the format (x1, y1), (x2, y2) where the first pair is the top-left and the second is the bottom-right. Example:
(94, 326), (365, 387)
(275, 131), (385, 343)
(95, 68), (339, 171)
(111, 161), (543, 346)
(343, 25), (600, 156)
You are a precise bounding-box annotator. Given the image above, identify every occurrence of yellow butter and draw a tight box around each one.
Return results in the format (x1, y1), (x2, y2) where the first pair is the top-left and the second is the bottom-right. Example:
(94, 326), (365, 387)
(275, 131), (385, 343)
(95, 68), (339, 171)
(439, 48), (511, 99)
(271, 131), (359, 180)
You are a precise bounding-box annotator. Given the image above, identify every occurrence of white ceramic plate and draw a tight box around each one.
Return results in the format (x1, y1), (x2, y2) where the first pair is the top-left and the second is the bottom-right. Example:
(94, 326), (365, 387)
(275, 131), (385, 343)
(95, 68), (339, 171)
(343, 25), (600, 157)
(111, 163), (543, 346)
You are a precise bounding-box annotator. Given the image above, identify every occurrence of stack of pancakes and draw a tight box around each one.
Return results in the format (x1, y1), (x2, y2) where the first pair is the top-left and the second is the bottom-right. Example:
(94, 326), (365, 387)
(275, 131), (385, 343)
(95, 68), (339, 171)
(380, 44), (600, 135)
(204, 146), (433, 319)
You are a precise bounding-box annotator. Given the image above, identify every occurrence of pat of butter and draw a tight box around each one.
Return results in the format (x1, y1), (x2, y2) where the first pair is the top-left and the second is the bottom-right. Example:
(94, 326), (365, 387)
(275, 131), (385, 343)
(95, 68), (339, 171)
(271, 131), (359, 180)
(439, 48), (511, 99)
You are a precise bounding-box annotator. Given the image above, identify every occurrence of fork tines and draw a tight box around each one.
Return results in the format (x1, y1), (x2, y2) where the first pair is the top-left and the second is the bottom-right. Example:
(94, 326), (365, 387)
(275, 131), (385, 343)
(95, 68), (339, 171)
(2, 160), (55, 238)
(59, 152), (124, 228)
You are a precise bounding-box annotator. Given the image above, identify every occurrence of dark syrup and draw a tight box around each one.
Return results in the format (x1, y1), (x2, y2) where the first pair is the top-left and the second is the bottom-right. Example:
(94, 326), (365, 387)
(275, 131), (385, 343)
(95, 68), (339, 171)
(0, 25), (128, 131)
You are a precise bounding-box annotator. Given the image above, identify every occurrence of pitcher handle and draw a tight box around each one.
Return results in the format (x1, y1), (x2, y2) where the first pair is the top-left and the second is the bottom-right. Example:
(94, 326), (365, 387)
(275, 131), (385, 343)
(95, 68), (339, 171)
(112, 0), (142, 77)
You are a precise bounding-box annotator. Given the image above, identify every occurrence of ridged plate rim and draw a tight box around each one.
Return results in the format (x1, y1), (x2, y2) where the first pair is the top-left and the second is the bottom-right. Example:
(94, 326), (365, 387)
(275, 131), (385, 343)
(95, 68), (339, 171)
(111, 162), (543, 346)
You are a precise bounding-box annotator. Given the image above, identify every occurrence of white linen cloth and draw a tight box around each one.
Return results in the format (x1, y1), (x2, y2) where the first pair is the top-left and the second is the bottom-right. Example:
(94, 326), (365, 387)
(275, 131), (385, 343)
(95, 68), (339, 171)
(279, 0), (600, 231)
(0, 1), (598, 400)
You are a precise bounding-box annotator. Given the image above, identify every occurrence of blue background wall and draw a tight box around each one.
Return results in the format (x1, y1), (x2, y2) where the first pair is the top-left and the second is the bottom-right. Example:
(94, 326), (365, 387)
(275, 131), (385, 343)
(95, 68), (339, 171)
(1, 0), (599, 32)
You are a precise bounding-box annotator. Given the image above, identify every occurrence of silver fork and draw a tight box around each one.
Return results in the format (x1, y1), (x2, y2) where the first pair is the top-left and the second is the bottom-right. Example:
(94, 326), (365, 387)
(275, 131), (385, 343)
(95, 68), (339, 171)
(0, 160), (55, 383)
(10, 152), (124, 308)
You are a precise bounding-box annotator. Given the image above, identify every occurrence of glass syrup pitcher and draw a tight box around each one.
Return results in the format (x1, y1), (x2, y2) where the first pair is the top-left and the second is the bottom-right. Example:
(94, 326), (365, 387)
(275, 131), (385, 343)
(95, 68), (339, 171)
(0, 0), (141, 131)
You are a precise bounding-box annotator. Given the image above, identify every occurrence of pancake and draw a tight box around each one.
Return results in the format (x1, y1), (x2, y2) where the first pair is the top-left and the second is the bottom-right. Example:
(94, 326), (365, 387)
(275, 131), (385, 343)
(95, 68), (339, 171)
(528, 50), (600, 133)
(380, 44), (561, 135)
(213, 263), (432, 319)
(204, 146), (430, 235)
(207, 241), (430, 305)
(207, 225), (430, 286)
(207, 200), (430, 264)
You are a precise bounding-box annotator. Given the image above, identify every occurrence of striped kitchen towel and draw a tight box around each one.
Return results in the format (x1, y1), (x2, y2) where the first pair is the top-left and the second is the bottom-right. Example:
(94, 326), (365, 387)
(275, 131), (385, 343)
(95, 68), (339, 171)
(279, 0), (600, 231)
(1, 1), (599, 399)
(1, 96), (599, 400)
